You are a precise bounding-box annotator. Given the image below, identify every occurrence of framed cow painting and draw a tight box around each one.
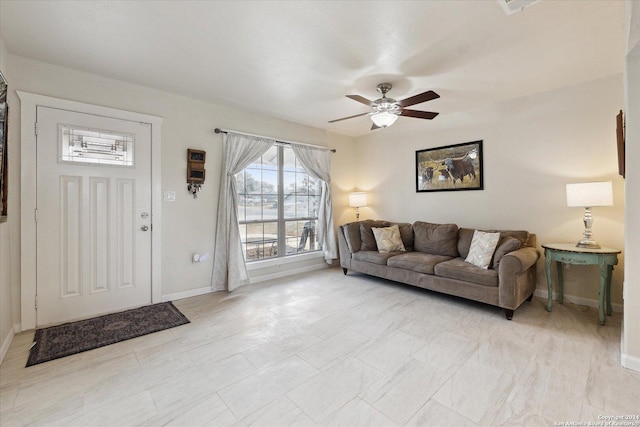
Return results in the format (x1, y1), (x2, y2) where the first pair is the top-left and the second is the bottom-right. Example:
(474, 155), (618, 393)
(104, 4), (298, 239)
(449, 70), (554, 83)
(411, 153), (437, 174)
(416, 140), (483, 192)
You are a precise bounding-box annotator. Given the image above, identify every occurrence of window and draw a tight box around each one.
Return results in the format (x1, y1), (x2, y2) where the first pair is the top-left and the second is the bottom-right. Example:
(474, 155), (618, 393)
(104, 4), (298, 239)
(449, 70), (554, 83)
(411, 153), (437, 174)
(60, 125), (134, 166)
(236, 145), (322, 261)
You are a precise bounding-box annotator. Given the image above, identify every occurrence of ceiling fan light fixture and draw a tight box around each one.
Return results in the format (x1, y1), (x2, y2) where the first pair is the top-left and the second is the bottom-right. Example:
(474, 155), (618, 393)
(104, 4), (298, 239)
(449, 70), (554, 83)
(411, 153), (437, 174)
(329, 83), (439, 129)
(370, 111), (398, 128)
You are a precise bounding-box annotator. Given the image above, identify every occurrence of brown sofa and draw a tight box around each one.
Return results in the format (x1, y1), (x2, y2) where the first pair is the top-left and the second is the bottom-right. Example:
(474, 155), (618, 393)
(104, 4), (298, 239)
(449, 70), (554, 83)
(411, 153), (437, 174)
(338, 220), (539, 319)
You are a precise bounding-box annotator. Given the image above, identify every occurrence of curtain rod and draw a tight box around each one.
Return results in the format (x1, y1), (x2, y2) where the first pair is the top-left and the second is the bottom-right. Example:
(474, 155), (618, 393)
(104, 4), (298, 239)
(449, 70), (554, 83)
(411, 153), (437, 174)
(214, 128), (336, 153)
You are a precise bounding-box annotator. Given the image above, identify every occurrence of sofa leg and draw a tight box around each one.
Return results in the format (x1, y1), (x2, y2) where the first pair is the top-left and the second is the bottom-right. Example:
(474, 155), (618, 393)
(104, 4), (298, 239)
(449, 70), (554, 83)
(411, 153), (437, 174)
(342, 268), (348, 275)
(526, 293), (534, 302)
(504, 309), (514, 320)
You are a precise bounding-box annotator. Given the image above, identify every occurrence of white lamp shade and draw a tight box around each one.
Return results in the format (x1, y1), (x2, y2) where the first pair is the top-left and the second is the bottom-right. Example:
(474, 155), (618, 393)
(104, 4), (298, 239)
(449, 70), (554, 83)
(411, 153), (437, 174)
(349, 192), (367, 207)
(566, 182), (613, 207)
(370, 112), (398, 128)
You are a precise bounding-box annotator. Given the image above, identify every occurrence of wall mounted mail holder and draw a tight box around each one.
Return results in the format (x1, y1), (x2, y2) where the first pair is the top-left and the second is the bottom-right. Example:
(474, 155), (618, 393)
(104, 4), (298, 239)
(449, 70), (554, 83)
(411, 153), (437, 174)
(187, 149), (206, 198)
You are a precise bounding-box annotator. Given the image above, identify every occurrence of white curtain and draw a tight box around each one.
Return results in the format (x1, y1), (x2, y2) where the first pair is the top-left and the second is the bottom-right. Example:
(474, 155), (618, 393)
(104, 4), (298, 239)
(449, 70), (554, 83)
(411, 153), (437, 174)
(212, 133), (275, 291)
(291, 144), (338, 262)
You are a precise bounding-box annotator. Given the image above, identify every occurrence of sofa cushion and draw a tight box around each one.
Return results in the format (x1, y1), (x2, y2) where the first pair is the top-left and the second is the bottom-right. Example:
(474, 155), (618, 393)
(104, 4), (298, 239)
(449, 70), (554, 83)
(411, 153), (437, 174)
(353, 251), (403, 265)
(360, 220), (392, 251)
(492, 236), (521, 270)
(387, 252), (452, 275)
(465, 230), (500, 269)
(434, 258), (499, 287)
(372, 225), (406, 253)
(413, 221), (459, 257)
(500, 230), (530, 247)
(397, 223), (415, 251)
(457, 228), (475, 259)
(342, 222), (361, 253)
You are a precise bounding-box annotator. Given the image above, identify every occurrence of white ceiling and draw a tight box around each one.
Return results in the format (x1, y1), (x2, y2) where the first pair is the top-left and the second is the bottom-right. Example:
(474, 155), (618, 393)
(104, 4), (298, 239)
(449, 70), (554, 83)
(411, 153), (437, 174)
(0, 0), (625, 137)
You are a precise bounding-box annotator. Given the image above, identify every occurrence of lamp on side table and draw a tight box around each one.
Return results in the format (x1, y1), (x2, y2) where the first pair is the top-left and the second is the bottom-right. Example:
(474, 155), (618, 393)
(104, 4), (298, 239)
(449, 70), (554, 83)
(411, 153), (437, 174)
(348, 192), (367, 220)
(566, 181), (613, 249)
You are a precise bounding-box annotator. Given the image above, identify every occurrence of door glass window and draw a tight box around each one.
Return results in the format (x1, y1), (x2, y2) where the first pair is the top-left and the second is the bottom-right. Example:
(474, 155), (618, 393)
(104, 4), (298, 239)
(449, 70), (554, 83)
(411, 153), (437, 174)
(60, 125), (134, 166)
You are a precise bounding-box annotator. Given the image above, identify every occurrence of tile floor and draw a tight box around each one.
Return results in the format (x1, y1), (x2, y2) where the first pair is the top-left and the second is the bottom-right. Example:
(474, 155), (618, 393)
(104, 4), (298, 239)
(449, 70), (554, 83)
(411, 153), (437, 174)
(1, 267), (639, 426)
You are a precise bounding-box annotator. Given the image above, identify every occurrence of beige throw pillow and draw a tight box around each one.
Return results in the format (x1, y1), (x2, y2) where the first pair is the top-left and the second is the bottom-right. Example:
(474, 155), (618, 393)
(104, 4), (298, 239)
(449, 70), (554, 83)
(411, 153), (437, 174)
(465, 230), (500, 269)
(372, 225), (406, 253)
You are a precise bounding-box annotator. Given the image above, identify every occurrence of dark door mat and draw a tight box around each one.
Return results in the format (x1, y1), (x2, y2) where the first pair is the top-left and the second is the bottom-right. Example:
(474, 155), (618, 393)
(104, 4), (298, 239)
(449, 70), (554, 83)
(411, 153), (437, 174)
(26, 301), (190, 367)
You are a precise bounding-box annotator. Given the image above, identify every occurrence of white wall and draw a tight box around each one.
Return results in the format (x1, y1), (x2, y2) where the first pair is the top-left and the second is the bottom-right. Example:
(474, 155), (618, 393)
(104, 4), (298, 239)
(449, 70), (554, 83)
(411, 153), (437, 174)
(353, 75), (626, 306)
(0, 36), (15, 361)
(4, 54), (356, 329)
(622, 0), (640, 371)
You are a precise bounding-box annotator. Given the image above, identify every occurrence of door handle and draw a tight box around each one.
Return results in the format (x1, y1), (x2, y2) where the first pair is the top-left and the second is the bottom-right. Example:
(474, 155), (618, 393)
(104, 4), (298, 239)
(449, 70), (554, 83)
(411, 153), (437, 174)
(141, 225), (149, 232)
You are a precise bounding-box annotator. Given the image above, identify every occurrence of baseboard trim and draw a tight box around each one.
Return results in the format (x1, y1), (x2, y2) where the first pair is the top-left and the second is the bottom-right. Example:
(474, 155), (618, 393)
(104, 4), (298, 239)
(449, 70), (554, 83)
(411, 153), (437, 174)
(0, 327), (15, 364)
(621, 319), (640, 373)
(621, 353), (640, 372)
(161, 263), (329, 300)
(533, 288), (623, 313)
(162, 286), (213, 302)
(249, 263), (328, 285)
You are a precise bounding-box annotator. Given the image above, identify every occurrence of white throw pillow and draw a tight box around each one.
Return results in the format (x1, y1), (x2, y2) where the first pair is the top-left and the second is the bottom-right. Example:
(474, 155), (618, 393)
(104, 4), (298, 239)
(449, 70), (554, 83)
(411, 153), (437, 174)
(372, 225), (406, 253)
(465, 230), (501, 269)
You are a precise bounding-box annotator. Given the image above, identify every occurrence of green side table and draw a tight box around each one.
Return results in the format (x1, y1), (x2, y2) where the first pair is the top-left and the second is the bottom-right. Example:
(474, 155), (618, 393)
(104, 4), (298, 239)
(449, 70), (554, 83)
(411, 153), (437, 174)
(542, 243), (621, 325)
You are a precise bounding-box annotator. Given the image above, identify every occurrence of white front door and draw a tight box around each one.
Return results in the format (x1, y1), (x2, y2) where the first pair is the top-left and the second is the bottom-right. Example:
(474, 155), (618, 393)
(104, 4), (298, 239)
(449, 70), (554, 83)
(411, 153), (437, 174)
(36, 106), (152, 326)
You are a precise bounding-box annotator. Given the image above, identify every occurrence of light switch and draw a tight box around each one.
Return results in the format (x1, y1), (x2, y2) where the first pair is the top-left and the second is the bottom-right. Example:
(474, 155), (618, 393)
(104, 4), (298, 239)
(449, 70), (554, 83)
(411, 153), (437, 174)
(164, 191), (176, 202)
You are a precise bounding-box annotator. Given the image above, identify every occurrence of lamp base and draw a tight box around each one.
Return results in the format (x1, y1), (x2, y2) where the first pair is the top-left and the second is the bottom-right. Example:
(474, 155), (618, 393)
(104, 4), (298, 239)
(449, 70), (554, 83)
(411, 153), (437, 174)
(576, 207), (601, 249)
(576, 240), (601, 249)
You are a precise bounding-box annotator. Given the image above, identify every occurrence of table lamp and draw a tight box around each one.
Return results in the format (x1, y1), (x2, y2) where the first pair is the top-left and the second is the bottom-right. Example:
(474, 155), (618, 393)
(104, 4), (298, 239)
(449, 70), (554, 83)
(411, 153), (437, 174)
(348, 192), (367, 220)
(566, 181), (613, 249)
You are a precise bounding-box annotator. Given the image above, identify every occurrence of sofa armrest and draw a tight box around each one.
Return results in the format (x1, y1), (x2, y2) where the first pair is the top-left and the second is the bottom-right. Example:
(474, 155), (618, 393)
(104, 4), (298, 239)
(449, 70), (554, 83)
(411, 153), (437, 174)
(498, 246), (539, 309)
(500, 247), (539, 274)
(338, 225), (353, 269)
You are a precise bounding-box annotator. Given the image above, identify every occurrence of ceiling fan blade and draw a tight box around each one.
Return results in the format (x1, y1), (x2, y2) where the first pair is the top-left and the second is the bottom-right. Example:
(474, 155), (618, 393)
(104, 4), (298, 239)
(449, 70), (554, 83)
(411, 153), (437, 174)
(371, 122), (381, 130)
(400, 109), (439, 120)
(346, 94), (374, 106)
(398, 90), (440, 108)
(328, 112), (369, 123)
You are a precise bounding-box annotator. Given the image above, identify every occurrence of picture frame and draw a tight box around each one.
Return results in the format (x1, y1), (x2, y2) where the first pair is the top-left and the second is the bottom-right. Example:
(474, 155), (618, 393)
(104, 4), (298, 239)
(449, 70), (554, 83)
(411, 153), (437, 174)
(616, 110), (625, 179)
(416, 140), (483, 192)
(0, 71), (8, 222)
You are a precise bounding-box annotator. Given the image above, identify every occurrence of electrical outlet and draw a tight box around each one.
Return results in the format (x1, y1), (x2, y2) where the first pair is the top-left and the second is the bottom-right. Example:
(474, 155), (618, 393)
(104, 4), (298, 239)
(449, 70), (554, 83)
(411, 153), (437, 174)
(164, 191), (176, 202)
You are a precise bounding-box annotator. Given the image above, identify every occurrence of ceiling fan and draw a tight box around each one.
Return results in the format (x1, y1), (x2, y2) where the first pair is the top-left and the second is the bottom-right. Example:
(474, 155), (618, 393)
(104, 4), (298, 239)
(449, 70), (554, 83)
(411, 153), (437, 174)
(329, 83), (440, 130)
